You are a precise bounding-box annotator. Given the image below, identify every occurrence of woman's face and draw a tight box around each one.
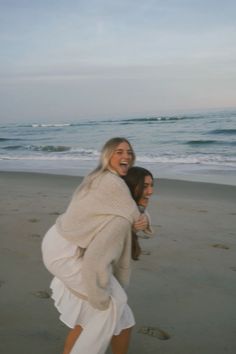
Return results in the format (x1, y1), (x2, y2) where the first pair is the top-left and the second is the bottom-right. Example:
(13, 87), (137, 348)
(109, 142), (134, 176)
(138, 175), (154, 208)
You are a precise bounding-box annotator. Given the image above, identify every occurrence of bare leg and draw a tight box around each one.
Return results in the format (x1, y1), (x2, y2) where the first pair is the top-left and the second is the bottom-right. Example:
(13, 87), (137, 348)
(62, 325), (83, 354)
(111, 327), (133, 354)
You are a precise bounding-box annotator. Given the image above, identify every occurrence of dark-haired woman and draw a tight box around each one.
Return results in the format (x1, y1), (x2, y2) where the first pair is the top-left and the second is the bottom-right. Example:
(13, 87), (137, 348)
(123, 166), (154, 260)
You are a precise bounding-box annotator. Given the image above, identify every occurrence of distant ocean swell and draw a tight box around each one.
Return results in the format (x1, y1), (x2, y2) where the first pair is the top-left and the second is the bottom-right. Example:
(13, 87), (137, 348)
(209, 129), (236, 135)
(2, 140), (236, 151)
(10, 114), (209, 129)
(186, 140), (236, 146)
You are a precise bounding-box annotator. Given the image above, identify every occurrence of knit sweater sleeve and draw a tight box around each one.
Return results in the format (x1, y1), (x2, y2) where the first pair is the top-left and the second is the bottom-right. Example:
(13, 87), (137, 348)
(143, 210), (153, 235)
(81, 216), (131, 311)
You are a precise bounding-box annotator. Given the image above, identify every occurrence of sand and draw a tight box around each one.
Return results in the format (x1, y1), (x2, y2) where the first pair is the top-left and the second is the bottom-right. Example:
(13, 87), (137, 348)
(0, 171), (235, 354)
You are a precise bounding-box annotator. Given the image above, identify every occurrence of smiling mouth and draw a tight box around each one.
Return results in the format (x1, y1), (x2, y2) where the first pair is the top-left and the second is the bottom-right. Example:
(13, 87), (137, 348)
(120, 161), (128, 166)
(120, 161), (129, 173)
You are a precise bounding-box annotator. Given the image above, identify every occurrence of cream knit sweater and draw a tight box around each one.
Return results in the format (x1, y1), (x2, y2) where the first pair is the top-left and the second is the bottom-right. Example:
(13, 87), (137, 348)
(56, 171), (141, 310)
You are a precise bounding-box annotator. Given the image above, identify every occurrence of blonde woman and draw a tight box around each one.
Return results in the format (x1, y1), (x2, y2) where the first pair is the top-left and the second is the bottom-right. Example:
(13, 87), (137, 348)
(42, 137), (150, 354)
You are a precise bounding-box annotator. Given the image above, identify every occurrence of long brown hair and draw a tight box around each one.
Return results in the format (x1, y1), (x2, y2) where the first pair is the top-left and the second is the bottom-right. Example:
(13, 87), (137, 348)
(123, 166), (153, 260)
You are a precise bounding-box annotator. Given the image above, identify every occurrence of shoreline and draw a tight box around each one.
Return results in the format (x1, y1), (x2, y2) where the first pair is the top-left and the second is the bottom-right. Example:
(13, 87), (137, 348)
(1, 170), (236, 197)
(0, 171), (236, 354)
(0, 163), (236, 187)
(1, 156), (236, 186)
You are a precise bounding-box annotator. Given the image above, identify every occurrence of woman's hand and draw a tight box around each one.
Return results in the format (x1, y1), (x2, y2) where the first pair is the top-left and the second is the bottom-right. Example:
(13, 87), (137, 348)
(132, 214), (149, 233)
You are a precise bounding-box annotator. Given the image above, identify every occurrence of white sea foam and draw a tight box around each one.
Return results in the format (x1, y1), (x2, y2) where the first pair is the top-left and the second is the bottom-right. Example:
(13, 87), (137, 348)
(137, 154), (236, 167)
(32, 123), (71, 128)
(1, 152), (235, 168)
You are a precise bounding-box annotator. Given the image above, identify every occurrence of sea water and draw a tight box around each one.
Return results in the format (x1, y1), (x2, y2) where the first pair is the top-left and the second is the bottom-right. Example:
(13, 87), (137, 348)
(0, 109), (236, 185)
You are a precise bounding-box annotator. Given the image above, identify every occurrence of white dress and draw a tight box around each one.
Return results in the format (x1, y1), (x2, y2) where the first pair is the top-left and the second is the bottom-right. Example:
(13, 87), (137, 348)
(41, 225), (135, 353)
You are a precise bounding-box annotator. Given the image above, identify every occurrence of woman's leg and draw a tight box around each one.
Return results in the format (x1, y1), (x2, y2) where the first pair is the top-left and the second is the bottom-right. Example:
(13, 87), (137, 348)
(111, 327), (133, 354)
(62, 325), (83, 354)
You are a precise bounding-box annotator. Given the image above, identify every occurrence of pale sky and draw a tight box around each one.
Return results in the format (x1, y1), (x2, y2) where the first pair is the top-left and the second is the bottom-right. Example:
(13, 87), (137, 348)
(0, 0), (236, 123)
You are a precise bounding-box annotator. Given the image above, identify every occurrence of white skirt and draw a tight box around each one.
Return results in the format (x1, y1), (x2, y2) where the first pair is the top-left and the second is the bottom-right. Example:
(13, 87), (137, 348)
(50, 276), (135, 335)
(42, 225), (135, 337)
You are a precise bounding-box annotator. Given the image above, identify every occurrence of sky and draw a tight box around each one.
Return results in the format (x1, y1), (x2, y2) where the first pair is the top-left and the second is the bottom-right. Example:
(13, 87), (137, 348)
(0, 0), (236, 123)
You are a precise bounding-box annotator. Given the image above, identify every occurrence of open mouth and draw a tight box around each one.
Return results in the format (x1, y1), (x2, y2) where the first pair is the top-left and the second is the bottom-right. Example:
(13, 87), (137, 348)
(120, 161), (129, 174)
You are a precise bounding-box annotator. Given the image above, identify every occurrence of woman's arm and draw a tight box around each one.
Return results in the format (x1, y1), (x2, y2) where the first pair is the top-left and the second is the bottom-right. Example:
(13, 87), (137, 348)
(82, 216), (131, 310)
(132, 211), (153, 235)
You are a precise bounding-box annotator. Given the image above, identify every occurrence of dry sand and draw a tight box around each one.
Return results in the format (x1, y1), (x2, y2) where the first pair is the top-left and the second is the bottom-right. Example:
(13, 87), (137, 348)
(0, 171), (236, 354)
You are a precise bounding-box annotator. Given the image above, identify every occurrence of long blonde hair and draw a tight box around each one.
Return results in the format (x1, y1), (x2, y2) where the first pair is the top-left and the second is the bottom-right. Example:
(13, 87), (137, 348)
(77, 137), (136, 193)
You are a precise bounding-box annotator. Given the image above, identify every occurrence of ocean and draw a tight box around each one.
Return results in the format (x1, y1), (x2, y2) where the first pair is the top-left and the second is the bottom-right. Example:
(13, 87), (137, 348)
(1, 109), (236, 185)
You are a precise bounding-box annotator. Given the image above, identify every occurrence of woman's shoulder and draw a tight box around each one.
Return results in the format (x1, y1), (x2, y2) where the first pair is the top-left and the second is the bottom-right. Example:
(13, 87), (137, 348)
(98, 171), (128, 192)
(95, 170), (124, 186)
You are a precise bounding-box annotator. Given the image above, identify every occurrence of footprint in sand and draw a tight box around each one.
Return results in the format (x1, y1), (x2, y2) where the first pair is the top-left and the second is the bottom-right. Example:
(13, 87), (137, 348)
(141, 250), (151, 256)
(28, 218), (40, 223)
(49, 211), (61, 216)
(0, 280), (5, 288)
(138, 326), (170, 340)
(30, 233), (41, 238)
(212, 243), (230, 250)
(32, 290), (50, 299)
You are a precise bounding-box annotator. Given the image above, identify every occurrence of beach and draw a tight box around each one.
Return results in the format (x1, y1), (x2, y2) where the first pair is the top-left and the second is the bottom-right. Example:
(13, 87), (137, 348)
(0, 171), (236, 354)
